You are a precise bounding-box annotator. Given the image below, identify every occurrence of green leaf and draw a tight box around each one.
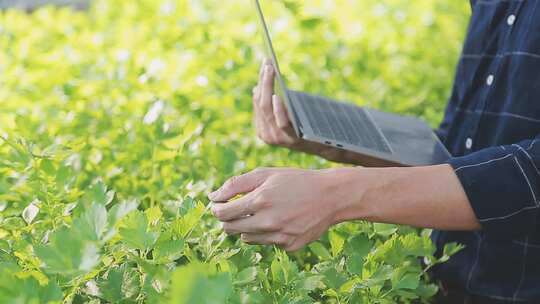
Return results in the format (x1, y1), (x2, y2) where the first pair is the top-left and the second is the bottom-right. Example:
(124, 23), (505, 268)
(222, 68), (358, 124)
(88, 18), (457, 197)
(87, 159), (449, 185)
(74, 203), (108, 241)
(99, 264), (141, 302)
(443, 242), (465, 257)
(108, 199), (139, 225)
(118, 210), (158, 251)
(179, 196), (197, 216)
(297, 274), (323, 291)
(169, 263), (233, 304)
(300, 17), (324, 29)
(346, 252), (364, 275)
(270, 250), (297, 286)
(345, 234), (373, 259)
(40, 159), (56, 176)
(174, 201), (206, 238)
(153, 237), (184, 263)
(393, 273), (420, 290)
(145, 205), (163, 226)
(234, 266), (257, 286)
(0, 262), (63, 304)
(415, 283), (439, 298)
(89, 181), (108, 205)
(35, 226), (100, 277)
(329, 230), (345, 257)
(373, 223), (398, 237)
(401, 233), (435, 257)
(309, 242), (332, 261)
(365, 265), (393, 287)
(322, 267), (347, 290)
(271, 256), (285, 285)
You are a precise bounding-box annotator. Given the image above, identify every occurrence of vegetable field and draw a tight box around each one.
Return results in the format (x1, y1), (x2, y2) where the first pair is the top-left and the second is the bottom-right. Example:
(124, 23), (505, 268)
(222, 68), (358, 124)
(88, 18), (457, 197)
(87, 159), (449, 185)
(0, 1), (469, 303)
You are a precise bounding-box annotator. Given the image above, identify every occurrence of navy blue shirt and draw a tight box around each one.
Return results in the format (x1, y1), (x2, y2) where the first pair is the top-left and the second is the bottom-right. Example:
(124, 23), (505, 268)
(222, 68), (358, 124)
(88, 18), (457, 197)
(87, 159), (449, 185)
(432, 0), (540, 302)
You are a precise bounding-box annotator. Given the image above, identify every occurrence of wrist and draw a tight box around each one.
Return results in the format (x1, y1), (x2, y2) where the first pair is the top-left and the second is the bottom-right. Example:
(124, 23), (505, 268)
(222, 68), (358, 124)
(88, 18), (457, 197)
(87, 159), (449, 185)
(321, 167), (382, 225)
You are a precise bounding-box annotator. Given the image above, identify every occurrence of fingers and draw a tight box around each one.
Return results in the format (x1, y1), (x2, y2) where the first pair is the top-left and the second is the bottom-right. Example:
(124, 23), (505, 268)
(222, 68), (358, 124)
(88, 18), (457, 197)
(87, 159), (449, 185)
(208, 168), (272, 202)
(240, 232), (292, 247)
(251, 59), (297, 146)
(211, 191), (257, 222)
(260, 64), (275, 122)
(252, 59), (270, 103)
(240, 233), (304, 252)
(222, 214), (281, 234)
(272, 94), (291, 129)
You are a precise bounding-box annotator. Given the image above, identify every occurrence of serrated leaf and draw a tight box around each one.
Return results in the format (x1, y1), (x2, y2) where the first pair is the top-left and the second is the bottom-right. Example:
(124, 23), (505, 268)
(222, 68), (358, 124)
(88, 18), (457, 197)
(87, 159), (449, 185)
(346, 252), (364, 275)
(0, 262), (62, 304)
(365, 265), (393, 287)
(443, 242), (464, 257)
(345, 234), (373, 258)
(329, 230), (345, 257)
(118, 210), (158, 251)
(145, 205), (163, 226)
(297, 274), (323, 291)
(373, 223), (398, 237)
(322, 267), (347, 290)
(401, 233), (435, 257)
(99, 264), (141, 302)
(179, 196), (197, 216)
(35, 226), (100, 277)
(153, 238), (184, 263)
(234, 266), (257, 286)
(309, 242), (332, 261)
(75, 203), (108, 241)
(89, 181), (108, 205)
(108, 199), (139, 225)
(393, 273), (420, 290)
(174, 201), (206, 238)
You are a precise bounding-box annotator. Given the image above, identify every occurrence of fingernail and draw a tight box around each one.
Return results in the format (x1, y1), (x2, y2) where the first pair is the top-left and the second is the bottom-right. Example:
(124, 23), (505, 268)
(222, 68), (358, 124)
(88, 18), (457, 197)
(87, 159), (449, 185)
(265, 65), (272, 75)
(208, 190), (218, 200)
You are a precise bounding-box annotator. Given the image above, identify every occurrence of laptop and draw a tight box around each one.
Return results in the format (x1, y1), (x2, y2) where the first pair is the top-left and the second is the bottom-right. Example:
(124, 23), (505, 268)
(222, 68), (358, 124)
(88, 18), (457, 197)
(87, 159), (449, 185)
(254, 0), (451, 167)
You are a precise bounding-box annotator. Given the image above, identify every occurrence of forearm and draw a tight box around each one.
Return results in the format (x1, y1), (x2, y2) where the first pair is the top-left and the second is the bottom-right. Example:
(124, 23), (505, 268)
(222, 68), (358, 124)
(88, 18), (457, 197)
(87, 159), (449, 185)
(332, 164), (481, 230)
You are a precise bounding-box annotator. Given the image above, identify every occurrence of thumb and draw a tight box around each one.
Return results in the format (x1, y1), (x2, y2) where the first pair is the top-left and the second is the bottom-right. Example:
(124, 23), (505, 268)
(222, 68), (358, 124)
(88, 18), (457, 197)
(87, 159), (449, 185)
(209, 168), (272, 202)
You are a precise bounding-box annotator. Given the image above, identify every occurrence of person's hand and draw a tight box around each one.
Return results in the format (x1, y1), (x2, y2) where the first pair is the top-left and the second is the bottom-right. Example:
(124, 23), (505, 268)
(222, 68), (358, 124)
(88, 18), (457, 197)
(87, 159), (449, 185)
(208, 167), (362, 252)
(252, 59), (303, 148)
(252, 59), (388, 166)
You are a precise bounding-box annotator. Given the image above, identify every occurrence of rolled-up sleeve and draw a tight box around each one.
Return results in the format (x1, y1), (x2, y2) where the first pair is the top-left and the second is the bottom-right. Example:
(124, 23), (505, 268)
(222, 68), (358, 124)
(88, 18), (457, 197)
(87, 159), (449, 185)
(447, 135), (540, 238)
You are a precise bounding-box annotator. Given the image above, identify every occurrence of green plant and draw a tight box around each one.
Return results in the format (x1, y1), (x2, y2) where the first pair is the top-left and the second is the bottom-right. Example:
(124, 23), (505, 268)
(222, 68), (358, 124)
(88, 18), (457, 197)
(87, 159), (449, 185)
(0, 0), (469, 303)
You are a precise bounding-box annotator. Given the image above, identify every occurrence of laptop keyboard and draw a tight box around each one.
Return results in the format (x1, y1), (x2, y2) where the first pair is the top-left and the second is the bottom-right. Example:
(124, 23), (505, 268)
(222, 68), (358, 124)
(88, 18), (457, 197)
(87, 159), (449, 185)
(290, 91), (392, 153)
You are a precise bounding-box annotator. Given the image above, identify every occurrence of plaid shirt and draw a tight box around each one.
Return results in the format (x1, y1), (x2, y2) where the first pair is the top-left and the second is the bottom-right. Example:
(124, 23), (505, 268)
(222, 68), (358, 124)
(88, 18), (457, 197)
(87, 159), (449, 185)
(432, 0), (540, 302)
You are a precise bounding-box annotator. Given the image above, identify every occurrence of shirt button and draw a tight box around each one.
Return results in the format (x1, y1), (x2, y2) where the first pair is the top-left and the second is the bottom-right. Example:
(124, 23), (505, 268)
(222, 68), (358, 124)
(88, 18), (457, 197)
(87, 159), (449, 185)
(507, 14), (516, 26)
(486, 74), (494, 86)
(465, 138), (473, 149)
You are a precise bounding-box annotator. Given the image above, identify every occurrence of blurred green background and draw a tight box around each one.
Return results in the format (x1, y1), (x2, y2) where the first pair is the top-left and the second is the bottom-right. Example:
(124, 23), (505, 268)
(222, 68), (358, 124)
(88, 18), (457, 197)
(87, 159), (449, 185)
(0, 1), (471, 303)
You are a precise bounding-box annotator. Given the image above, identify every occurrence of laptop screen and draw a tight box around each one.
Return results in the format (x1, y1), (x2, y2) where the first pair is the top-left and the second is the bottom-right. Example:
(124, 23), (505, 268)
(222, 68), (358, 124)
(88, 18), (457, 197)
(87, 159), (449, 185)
(253, 0), (302, 136)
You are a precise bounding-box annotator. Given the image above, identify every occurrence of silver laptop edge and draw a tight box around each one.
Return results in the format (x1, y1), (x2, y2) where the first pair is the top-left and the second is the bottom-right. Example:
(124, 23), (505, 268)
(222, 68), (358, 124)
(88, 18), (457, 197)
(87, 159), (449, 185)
(253, 0), (305, 137)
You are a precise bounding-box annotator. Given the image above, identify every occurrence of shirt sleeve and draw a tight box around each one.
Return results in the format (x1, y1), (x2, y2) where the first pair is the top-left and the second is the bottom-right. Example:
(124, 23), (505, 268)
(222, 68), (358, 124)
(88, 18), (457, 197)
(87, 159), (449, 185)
(447, 135), (540, 239)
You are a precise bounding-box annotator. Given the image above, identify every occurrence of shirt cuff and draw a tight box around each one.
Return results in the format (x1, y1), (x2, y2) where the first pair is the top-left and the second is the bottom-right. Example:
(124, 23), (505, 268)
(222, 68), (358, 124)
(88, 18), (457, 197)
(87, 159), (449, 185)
(447, 145), (540, 239)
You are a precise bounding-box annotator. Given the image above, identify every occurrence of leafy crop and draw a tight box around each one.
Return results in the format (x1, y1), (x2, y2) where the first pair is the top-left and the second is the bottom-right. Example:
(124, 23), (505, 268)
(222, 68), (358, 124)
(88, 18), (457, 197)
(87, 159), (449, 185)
(0, 0), (469, 303)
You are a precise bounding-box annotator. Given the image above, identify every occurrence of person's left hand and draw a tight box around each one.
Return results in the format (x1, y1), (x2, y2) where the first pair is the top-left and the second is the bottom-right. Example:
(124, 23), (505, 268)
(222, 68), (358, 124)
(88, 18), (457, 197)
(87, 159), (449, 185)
(208, 167), (358, 252)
